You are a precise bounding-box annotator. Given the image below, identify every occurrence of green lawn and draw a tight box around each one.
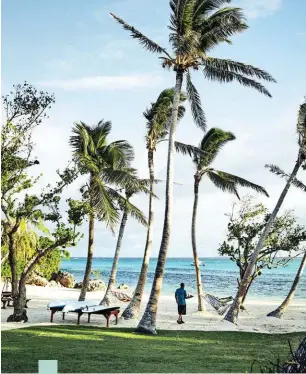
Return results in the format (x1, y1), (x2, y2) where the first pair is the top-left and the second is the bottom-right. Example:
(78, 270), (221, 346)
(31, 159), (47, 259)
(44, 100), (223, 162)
(1, 326), (305, 373)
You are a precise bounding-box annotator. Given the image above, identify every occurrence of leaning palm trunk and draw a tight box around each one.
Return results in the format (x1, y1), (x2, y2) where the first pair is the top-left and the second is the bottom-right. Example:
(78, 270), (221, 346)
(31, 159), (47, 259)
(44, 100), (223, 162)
(78, 212), (95, 301)
(136, 70), (184, 334)
(122, 150), (155, 319)
(267, 251), (306, 318)
(224, 155), (302, 324)
(192, 177), (205, 311)
(100, 210), (128, 306)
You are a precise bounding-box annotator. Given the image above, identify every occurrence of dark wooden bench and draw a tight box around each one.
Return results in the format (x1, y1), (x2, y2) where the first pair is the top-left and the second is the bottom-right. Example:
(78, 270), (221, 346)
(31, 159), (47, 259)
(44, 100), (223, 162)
(77, 306), (120, 327)
(1, 291), (31, 309)
(49, 305), (67, 322)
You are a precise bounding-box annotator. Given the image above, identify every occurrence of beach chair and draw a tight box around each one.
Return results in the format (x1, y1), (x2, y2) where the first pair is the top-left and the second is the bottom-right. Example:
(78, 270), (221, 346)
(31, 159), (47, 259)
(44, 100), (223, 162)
(75, 305), (120, 327)
(47, 300), (100, 322)
(202, 293), (233, 315)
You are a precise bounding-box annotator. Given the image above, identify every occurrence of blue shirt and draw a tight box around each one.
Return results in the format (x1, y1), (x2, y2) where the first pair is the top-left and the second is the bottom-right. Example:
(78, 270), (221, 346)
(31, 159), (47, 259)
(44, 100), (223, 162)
(175, 288), (187, 305)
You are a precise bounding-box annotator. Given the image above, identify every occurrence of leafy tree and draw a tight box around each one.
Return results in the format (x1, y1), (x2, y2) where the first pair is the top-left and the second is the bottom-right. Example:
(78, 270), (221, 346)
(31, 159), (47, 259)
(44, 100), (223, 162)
(1, 83), (84, 322)
(218, 197), (306, 306)
(70, 120), (147, 301)
(122, 88), (186, 320)
(176, 129), (268, 311)
(225, 98), (306, 324)
(111, 0), (275, 334)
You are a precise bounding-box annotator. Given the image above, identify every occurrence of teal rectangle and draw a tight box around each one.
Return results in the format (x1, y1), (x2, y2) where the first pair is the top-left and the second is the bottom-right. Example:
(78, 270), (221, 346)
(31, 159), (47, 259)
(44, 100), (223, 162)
(38, 360), (58, 374)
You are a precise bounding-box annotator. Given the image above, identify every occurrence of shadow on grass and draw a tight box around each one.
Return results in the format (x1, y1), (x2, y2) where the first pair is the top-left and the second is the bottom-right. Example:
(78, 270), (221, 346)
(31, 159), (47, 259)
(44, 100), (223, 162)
(2, 326), (305, 373)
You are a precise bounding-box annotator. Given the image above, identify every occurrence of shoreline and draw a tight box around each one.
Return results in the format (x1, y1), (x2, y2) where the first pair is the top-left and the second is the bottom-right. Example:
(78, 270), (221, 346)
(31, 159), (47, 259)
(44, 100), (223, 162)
(1, 285), (305, 334)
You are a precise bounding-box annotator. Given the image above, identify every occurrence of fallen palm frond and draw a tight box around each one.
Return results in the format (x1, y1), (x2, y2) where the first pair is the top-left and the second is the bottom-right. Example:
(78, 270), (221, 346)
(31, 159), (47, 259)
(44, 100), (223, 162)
(110, 289), (132, 302)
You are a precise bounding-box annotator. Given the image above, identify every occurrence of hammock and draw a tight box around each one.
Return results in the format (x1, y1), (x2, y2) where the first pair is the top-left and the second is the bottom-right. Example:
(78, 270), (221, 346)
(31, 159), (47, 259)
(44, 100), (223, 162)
(202, 293), (233, 315)
(110, 289), (132, 302)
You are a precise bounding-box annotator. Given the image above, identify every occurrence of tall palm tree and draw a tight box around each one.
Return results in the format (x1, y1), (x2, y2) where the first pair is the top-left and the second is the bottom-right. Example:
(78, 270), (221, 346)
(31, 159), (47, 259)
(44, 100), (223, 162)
(176, 128), (269, 311)
(224, 99), (306, 324)
(70, 120), (144, 301)
(267, 251), (306, 318)
(122, 88), (186, 320)
(111, 0), (275, 334)
(100, 182), (149, 306)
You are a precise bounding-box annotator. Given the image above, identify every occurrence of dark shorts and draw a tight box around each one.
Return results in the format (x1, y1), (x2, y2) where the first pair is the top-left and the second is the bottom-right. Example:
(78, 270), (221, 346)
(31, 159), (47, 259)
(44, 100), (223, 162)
(178, 304), (186, 315)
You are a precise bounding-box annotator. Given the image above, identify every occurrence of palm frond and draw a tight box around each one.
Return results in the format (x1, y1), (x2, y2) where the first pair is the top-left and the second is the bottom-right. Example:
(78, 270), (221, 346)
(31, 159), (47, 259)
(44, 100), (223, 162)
(110, 13), (170, 57)
(297, 98), (306, 149)
(204, 58), (276, 82)
(203, 63), (272, 97)
(214, 170), (269, 196)
(90, 176), (120, 233)
(197, 128), (236, 169)
(175, 141), (207, 158)
(207, 169), (239, 198)
(265, 164), (306, 192)
(186, 70), (206, 131)
(104, 140), (134, 168)
(199, 7), (248, 51)
(107, 187), (148, 226)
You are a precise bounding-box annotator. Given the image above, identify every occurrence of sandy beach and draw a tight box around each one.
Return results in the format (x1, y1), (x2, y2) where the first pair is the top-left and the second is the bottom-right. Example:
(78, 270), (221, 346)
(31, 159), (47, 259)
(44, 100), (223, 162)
(1, 285), (305, 333)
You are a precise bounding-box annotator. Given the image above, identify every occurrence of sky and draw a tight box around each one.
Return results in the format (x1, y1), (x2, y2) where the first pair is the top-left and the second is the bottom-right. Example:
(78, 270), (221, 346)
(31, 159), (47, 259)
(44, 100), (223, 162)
(2, 0), (306, 258)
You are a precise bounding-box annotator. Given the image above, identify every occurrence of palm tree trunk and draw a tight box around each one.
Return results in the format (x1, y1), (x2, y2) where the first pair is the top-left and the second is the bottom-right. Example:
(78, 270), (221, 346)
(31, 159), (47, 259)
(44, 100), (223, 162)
(122, 149), (155, 319)
(78, 212), (95, 301)
(224, 156), (302, 324)
(100, 209), (128, 306)
(136, 70), (184, 335)
(191, 177), (205, 311)
(267, 251), (306, 318)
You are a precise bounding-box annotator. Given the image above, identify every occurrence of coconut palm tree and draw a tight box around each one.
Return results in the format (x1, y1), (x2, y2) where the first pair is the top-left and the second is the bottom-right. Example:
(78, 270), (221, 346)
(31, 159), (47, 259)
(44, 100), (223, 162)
(176, 128), (269, 311)
(100, 181), (149, 306)
(121, 88), (186, 320)
(70, 120), (145, 301)
(111, 0), (275, 334)
(224, 98), (306, 324)
(267, 251), (306, 318)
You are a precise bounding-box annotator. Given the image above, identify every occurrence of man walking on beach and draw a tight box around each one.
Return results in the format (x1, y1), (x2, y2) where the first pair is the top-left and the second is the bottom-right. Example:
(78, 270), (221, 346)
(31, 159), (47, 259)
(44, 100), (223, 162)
(175, 283), (193, 324)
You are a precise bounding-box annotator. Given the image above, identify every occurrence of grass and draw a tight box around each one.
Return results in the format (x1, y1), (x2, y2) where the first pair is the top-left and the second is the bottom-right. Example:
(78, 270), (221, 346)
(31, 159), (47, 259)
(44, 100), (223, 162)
(1, 326), (305, 373)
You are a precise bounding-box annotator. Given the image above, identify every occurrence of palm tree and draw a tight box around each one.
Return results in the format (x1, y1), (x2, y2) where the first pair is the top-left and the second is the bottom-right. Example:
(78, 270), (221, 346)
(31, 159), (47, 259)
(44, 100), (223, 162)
(122, 88), (186, 320)
(224, 98), (306, 324)
(70, 120), (143, 301)
(100, 182), (148, 306)
(111, 0), (275, 334)
(176, 128), (269, 311)
(267, 251), (306, 318)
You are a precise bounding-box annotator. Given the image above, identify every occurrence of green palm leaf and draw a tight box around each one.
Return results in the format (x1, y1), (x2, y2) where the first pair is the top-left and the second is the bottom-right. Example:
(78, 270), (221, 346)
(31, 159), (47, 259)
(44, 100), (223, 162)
(213, 170), (269, 196)
(207, 169), (239, 198)
(110, 13), (170, 57)
(186, 70), (206, 130)
(265, 164), (306, 192)
(197, 128), (236, 169)
(203, 63), (272, 97)
(175, 141), (207, 158)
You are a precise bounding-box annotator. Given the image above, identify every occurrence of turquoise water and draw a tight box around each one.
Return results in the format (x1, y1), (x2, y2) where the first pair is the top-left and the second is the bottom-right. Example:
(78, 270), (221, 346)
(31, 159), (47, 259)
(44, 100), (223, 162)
(60, 257), (305, 299)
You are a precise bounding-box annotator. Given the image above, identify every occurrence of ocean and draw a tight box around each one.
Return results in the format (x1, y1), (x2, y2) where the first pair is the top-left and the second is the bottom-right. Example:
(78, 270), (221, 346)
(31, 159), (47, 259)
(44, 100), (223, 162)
(60, 257), (305, 300)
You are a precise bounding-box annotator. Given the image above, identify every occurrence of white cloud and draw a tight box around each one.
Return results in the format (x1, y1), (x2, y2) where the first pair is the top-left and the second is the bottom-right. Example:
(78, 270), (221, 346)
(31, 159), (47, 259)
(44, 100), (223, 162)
(37, 74), (164, 90)
(46, 59), (72, 72)
(233, 0), (282, 19)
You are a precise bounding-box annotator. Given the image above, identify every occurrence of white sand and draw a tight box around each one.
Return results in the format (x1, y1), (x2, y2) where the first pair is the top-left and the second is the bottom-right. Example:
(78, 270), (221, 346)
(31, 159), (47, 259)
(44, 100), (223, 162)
(1, 285), (305, 333)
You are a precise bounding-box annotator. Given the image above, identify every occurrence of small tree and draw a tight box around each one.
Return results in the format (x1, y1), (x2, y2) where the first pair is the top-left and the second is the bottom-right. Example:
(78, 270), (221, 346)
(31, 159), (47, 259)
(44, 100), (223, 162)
(218, 197), (306, 305)
(1, 83), (84, 322)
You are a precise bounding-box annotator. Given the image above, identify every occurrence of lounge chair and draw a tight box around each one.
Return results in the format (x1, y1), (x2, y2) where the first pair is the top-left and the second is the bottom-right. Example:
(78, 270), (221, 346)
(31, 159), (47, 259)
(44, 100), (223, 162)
(75, 305), (120, 327)
(47, 300), (100, 322)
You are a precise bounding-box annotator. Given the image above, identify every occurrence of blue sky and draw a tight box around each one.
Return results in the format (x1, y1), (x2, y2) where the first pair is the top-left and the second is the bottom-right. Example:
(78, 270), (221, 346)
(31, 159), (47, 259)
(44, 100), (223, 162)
(2, 0), (306, 257)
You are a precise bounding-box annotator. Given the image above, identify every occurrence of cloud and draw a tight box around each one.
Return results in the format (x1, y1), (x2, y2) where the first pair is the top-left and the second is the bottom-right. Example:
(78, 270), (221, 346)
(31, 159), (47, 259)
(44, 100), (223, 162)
(46, 59), (72, 72)
(233, 0), (282, 19)
(37, 74), (164, 91)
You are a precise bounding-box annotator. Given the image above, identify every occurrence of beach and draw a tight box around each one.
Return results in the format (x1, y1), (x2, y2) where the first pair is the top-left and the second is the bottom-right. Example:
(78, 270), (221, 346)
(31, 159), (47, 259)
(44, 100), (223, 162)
(2, 285), (305, 334)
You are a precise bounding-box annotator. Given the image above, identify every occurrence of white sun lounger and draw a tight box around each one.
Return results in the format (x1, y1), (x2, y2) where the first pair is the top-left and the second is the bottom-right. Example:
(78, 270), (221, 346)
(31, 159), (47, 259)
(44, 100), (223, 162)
(47, 299), (100, 322)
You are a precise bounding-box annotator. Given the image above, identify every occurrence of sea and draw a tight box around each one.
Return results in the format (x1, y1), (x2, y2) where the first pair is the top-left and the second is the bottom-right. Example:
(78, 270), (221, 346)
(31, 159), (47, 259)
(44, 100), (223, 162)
(60, 257), (305, 300)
